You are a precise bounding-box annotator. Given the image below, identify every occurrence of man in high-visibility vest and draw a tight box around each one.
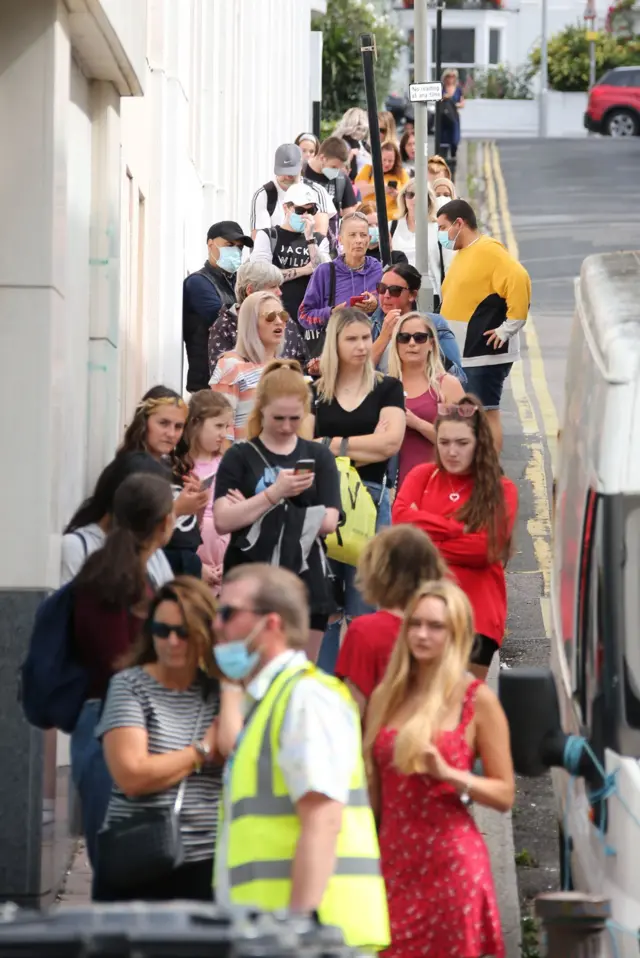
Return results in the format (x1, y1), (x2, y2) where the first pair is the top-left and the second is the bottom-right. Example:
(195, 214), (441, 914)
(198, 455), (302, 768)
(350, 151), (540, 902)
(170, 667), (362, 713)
(213, 563), (389, 951)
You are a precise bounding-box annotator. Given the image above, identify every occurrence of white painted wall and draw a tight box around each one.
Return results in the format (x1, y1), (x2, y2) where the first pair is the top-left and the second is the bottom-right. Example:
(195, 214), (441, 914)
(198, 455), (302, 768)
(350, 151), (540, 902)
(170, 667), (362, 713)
(461, 91), (589, 136)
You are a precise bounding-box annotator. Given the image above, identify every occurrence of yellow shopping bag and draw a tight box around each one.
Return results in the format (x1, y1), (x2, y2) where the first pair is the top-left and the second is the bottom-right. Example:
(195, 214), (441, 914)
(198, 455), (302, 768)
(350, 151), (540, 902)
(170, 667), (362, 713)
(325, 456), (377, 567)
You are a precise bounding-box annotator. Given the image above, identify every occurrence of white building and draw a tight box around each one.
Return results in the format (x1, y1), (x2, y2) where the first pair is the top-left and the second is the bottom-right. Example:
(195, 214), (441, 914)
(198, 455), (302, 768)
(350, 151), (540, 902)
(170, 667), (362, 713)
(0, 0), (324, 904)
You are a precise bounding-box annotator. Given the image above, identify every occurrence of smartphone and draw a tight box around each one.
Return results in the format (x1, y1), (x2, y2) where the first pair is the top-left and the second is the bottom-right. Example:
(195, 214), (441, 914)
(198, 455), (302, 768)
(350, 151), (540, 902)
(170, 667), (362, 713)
(200, 474), (216, 491)
(350, 295), (366, 307)
(387, 180), (398, 189)
(294, 459), (316, 475)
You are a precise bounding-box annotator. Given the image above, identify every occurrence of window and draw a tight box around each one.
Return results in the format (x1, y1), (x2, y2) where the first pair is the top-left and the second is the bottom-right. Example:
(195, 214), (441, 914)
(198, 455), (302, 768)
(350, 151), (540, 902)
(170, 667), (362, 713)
(600, 68), (634, 87)
(489, 28), (501, 65)
(430, 28), (475, 81)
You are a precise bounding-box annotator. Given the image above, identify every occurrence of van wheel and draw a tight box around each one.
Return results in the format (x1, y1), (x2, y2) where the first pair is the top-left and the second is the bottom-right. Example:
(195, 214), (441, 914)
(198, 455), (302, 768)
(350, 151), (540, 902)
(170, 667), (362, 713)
(559, 824), (573, 890)
(605, 109), (640, 137)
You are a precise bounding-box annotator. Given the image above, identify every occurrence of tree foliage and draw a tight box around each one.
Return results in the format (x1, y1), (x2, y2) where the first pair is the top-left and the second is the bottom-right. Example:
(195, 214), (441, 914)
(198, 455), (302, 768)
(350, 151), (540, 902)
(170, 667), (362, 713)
(313, 0), (405, 124)
(529, 23), (640, 92)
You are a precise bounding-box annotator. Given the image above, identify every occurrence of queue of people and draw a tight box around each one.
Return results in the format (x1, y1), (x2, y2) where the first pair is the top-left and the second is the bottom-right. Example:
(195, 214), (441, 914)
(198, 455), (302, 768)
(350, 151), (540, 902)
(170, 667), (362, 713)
(27, 100), (535, 958)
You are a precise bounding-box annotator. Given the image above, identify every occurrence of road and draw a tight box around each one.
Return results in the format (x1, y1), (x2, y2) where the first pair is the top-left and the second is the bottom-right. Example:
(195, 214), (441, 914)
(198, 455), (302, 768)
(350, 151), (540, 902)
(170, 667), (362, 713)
(478, 136), (640, 951)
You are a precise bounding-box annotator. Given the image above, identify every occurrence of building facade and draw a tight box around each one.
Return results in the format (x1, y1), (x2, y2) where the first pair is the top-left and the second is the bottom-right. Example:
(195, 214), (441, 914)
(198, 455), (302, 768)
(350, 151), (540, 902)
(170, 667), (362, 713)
(0, 0), (325, 905)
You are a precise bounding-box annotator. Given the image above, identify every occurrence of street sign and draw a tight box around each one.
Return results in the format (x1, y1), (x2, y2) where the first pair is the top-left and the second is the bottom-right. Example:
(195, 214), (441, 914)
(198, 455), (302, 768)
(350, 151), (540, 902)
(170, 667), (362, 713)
(409, 81), (442, 103)
(586, 30), (598, 39)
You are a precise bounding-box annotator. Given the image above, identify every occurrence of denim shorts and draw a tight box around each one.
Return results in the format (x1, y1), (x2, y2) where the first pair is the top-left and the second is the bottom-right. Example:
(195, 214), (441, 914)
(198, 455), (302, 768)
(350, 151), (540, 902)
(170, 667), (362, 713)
(463, 362), (513, 411)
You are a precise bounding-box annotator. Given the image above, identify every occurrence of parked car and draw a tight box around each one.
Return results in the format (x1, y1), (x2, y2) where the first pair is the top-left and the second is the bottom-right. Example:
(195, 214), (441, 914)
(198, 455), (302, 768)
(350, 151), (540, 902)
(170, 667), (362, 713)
(584, 65), (640, 136)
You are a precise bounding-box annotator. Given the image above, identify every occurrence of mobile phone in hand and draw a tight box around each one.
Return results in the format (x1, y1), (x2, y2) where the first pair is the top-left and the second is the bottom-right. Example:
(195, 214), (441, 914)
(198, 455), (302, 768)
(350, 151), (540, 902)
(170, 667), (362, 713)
(387, 180), (398, 189)
(350, 295), (366, 307)
(294, 459), (316, 475)
(200, 474), (216, 491)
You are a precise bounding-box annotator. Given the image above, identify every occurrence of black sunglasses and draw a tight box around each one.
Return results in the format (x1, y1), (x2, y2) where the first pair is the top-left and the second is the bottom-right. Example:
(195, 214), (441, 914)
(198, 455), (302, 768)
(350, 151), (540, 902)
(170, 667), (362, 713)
(293, 205), (319, 216)
(150, 621), (189, 640)
(217, 604), (260, 623)
(397, 331), (432, 345)
(377, 282), (409, 297)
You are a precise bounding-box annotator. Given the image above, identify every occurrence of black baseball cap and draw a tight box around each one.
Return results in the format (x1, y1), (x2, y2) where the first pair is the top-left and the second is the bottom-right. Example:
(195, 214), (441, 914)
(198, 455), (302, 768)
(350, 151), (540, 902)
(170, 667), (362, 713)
(206, 220), (253, 248)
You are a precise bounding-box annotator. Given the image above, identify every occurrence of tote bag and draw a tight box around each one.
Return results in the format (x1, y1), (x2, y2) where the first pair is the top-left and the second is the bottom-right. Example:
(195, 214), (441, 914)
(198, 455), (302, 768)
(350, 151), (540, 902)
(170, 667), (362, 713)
(325, 455), (377, 567)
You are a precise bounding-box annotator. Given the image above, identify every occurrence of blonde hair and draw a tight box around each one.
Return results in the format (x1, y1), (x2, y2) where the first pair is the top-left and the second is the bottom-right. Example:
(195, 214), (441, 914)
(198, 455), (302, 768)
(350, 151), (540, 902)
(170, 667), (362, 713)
(388, 312), (446, 392)
(396, 181), (438, 222)
(316, 307), (379, 403)
(235, 291), (284, 364)
(428, 154), (452, 180)
(363, 579), (475, 776)
(432, 177), (457, 200)
(334, 107), (370, 142)
(246, 359), (309, 440)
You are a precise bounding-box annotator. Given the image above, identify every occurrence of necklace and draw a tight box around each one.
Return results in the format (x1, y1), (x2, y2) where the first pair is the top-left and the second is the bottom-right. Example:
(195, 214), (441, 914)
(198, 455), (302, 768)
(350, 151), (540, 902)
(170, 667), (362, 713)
(446, 474), (472, 503)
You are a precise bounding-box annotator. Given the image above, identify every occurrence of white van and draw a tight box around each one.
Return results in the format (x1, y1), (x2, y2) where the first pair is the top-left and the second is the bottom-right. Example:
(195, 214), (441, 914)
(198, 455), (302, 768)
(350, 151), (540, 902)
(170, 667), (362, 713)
(501, 250), (640, 958)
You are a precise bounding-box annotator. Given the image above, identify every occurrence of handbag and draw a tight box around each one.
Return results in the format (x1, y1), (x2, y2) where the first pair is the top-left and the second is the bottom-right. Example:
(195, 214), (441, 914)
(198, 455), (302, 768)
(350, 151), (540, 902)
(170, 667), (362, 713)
(96, 697), (207, 890)
(325, 439), (377, 567)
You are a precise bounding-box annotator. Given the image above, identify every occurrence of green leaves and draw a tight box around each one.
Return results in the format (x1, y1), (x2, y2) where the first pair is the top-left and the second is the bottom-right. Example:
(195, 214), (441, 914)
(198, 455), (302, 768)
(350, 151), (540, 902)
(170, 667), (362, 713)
(528, 22), (640, 91)
(312, 0), (405, 126)
(465, 65), (535, 99)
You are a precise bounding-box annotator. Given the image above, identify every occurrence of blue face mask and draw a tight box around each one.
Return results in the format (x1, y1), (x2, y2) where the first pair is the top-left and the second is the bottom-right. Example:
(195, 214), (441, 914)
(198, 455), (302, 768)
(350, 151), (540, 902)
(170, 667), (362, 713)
(289, 212), (305, 233)
(322, 166), (340, 181)
(368, 226), (380, 245)
(213, 616), (265, 681)
(217, 246), (242, 273)
(438, 228), (458, 251)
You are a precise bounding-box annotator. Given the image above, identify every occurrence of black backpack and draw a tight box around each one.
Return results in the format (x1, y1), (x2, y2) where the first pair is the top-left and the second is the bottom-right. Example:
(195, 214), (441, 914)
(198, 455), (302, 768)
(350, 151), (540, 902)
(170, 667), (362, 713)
(303, 262), (336, 362)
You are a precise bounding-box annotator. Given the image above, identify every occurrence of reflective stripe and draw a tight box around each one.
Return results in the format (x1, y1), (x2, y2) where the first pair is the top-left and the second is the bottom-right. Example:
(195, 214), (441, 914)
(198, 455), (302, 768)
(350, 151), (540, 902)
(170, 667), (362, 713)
(229, 856), (382, 887)
(231, 786), (370, 819)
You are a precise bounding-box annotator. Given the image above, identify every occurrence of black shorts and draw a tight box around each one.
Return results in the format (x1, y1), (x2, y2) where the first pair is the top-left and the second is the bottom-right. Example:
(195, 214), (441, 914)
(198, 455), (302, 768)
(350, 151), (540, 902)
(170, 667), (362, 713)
(471, 633), (500, 667)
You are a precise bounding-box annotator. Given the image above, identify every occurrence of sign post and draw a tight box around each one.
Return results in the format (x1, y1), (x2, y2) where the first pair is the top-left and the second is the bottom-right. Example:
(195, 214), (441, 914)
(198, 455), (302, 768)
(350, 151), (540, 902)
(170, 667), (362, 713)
(584, 0), (598, 89)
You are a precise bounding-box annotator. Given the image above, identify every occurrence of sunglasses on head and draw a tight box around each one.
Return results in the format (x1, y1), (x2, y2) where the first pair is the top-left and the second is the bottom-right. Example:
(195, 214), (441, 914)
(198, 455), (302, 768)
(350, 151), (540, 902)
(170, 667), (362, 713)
(150, 622), (189, 640)
(376, 282), (409, 297)
(397, 331), (432, 345)
(263, 310), (289, 324)
(293, 204), (318, 216)
(437, 402), (479, 418)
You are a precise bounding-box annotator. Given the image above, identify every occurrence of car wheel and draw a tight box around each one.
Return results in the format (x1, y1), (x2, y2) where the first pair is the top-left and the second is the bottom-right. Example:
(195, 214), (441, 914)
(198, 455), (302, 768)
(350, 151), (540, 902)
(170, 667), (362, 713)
(605, 109), (640, 137)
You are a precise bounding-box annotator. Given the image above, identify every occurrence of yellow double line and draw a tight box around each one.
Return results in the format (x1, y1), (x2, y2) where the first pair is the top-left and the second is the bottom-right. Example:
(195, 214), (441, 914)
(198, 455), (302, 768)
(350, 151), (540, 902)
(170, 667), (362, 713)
(483, 142), (558, 618)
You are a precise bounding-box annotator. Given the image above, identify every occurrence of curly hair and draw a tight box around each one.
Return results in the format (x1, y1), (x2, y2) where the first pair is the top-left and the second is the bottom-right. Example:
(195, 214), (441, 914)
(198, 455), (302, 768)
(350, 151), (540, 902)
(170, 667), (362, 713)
(356, 525), (448, 609)
(119, 385), (191, 478)
(435, 393), (510, 562)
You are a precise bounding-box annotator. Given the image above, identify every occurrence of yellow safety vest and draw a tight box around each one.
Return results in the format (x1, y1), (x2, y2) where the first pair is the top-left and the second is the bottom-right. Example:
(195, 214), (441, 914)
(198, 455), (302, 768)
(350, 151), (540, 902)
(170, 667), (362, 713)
(218, 659), (390, 950)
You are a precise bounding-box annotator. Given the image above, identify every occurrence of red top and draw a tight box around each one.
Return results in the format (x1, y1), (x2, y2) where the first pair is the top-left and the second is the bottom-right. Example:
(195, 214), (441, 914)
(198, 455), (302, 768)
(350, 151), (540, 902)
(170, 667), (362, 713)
(335, 610), (403, 698)
(392, 463), (518, 642)
(73, 588), (146, 699)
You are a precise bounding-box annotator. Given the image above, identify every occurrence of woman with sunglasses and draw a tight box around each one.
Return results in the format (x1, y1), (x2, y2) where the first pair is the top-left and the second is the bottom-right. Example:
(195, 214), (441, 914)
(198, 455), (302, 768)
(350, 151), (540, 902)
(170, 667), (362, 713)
(95, 576), (232, 902)
(250, 183), (330, 329)
(391, 182), (454, 310)
(392, 396), (518, 680)
(214, 360), (341, 662)
(210, 290), (286, 445)
(388, 312), (464, 491)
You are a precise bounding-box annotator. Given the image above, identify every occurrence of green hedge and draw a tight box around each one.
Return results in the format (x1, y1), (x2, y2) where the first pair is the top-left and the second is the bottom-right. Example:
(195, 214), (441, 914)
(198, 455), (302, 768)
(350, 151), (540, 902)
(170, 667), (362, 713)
(529, 23), (640, 92)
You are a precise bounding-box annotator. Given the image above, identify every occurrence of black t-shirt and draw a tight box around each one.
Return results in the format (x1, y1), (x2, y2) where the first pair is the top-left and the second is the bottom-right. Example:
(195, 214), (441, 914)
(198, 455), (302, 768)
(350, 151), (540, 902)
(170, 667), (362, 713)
(117, 451), (202, 552)
(214, 436), (341, 564)
(311, 376), (405, 484)
(303, 165), (357, 214)
(267, 227), (313, 322)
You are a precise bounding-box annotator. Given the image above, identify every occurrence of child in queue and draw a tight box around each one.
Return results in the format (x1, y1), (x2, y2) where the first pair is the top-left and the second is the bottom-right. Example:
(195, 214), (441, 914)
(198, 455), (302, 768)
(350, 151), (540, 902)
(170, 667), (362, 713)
(185, 391), (233, 594)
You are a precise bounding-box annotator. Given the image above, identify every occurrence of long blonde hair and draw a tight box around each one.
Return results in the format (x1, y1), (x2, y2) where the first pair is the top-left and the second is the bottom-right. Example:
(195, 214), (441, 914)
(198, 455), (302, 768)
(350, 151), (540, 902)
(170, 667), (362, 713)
(388, 312), (446, 393)
(316, 307), (379, 403)
(235, 291), (284, 364)
(363, 579), (475, 777)
(246, 359), (310, 440)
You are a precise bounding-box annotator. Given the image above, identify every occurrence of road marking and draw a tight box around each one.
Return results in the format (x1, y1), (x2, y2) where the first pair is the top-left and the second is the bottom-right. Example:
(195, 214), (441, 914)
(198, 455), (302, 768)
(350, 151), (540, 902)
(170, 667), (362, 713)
(486, 142), (556, 600)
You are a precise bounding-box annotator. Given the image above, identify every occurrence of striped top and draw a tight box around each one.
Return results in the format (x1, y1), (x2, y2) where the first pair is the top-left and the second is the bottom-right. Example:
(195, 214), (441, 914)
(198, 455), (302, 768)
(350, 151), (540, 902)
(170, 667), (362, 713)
(209, 352), (266, 442)
(96, 667), (221, 863)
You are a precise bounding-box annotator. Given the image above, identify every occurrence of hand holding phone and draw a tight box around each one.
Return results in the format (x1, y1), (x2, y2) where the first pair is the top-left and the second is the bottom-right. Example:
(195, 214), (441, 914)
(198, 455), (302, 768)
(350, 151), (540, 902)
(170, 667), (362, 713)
(387, 180), (398, 189)
(350, 295), (366, 307)
(200, 473), (216, 491)
(294, 459), (316, 475)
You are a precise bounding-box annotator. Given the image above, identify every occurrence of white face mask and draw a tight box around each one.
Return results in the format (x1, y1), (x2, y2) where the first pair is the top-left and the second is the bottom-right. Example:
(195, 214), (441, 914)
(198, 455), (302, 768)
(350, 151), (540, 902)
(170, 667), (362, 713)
(436, 195), (452, 210)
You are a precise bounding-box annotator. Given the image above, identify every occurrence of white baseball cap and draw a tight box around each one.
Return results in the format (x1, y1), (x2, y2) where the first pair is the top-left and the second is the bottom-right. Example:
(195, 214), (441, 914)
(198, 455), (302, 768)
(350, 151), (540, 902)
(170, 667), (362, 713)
(283, 183), (318, 207)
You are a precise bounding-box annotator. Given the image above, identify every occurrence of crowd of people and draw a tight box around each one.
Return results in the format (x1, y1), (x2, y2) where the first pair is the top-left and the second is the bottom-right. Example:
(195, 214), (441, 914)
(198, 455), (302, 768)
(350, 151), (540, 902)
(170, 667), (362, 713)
(37, 92), (533, 958)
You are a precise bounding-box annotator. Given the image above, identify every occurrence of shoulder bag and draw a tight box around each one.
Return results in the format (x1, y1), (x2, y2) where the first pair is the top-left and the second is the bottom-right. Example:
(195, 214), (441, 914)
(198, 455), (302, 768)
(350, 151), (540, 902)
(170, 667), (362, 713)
(325, 438), (377, 567)
(95, 694), (208, 890)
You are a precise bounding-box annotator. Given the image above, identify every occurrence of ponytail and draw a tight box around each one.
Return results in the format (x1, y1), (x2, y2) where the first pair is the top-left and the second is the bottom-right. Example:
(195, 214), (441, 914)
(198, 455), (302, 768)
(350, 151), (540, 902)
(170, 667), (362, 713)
(75, 526), (147, 608)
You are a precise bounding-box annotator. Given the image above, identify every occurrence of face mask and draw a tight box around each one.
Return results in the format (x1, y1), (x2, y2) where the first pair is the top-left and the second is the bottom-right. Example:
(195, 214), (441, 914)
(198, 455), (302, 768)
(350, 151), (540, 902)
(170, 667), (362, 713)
(289, 212), (305, 233)
(322, 166), (340, 181)
(436, 195), (451, 210)
(368, 226), (380, 245)
(438, 228), (459, 251)
(213, 617), (266, 681)
(217, 246), (242, 273)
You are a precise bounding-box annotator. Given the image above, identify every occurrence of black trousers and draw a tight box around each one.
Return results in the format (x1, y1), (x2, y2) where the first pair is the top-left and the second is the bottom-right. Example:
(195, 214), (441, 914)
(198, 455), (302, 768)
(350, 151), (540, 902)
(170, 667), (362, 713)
(183, 314), (212, 394)
(93, 856), (214, 903)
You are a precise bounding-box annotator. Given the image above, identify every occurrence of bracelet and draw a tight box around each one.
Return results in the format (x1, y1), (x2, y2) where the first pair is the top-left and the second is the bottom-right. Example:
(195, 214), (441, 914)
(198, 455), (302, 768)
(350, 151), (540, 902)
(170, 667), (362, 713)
(192, 747), (203, 774)
(264, 488), (276, 506)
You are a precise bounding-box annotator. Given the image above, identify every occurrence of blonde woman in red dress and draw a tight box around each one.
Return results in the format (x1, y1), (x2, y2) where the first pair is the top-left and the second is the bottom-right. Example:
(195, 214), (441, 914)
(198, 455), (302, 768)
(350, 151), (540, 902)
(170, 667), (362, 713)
(364, 579), (515, 958)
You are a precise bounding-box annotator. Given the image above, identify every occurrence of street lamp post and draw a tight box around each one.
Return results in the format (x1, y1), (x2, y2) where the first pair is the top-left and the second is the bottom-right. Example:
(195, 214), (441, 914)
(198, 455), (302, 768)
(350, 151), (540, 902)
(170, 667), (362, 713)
(412, 0), (436, 312)
(539, 0), (548, 137)
(360, 33), (392, 267)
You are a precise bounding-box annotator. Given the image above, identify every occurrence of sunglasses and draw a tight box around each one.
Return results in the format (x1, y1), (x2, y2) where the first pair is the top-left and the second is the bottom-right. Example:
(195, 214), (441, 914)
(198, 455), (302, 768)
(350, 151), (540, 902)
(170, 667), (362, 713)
(217, 604), (259, 623)
(437, 402), (479, 418)
(405, 191), (416, 199)
(150, 622), (189, 640)
(293, 205), (318, 216)
(397, 331), (432, 345)
(263, 310), (289, 324)
(376, 283), (409, 297)
(379, 128), (387, 135)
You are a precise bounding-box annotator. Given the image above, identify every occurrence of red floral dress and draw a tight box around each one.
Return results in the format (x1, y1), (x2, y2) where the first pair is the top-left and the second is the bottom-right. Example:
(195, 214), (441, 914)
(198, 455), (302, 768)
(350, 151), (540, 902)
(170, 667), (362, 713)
(373, 679), (504, 958)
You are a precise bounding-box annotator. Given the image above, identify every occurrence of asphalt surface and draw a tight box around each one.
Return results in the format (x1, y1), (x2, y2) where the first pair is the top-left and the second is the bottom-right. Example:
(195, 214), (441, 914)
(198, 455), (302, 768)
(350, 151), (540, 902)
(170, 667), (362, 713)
(486, 136), (640, 942)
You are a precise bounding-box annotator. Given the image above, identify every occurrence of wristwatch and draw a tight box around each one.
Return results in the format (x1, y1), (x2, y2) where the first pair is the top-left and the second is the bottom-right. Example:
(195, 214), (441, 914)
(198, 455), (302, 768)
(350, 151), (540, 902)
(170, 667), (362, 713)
(193, 739), (211, 765)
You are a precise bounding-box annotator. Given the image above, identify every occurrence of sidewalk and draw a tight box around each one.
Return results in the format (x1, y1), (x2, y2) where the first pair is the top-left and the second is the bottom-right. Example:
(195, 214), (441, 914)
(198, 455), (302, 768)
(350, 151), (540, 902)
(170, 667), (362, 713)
(56, 842), (91, 906)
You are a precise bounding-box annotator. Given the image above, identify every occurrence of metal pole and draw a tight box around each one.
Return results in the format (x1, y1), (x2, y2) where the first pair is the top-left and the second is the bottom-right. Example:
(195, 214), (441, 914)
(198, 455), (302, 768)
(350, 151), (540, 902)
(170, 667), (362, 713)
(360, 33), (392, 268)
(434, 0), (443, 155)
(589, 38), (596, 88)
(539, 0), (548, 137)
(413, 1), (435, 312)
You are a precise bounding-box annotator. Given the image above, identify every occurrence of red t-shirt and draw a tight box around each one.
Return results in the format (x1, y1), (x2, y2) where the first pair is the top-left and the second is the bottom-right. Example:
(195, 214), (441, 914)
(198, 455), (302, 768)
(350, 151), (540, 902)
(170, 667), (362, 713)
(392, 463), (518, 642)
(335, 610), (403, 698)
